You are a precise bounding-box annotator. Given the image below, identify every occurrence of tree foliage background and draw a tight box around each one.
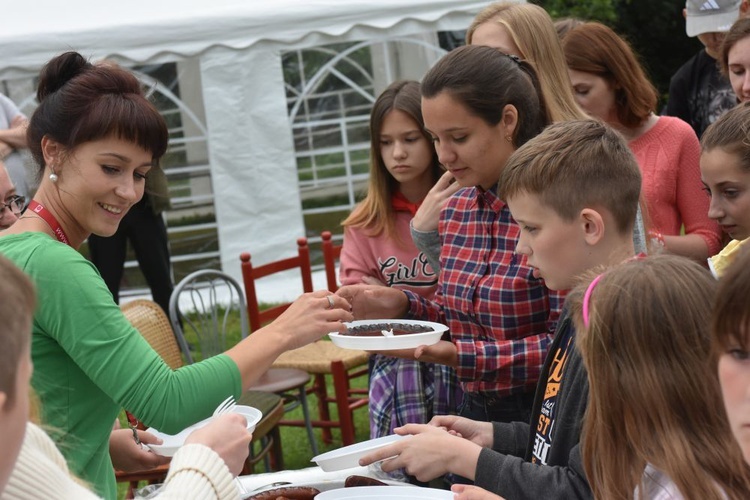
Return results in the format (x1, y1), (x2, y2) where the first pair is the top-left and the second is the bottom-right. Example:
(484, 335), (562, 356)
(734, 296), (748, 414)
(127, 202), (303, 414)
(531, 0), (703, 107)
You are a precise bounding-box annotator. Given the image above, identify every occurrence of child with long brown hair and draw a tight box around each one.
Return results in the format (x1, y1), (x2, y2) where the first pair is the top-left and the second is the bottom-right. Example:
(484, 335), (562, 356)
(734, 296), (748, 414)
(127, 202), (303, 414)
(712, 245), (750, 466)
(568, 254), (750, 499)
(339, 80), (459, 443)
(700, 101), (750, 276)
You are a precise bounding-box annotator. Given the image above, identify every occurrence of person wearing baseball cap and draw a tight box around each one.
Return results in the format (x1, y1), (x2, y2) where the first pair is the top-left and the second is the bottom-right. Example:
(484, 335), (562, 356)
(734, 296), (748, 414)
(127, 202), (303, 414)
(664, 0), (748, 137)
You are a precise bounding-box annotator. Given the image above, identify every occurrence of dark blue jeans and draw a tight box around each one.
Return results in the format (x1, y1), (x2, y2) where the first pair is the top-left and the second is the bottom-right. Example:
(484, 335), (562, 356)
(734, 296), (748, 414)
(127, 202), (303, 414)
(458, 391), (535, 424)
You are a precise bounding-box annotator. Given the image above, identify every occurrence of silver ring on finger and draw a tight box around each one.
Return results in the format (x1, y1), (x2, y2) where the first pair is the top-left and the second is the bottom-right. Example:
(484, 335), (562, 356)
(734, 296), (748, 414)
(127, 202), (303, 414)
(326, 295), (335, 309)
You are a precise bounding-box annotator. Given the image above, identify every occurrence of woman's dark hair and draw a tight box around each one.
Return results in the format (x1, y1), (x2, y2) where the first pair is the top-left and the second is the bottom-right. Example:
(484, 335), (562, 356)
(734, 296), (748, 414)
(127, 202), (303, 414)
(421, 44), (548, 147)
(27, 51), (168, 176)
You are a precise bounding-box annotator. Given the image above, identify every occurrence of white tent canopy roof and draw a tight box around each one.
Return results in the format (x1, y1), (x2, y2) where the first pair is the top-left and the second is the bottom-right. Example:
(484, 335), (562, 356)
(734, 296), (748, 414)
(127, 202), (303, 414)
(2, 0), (490, 77)
(2, 0), (498, 300)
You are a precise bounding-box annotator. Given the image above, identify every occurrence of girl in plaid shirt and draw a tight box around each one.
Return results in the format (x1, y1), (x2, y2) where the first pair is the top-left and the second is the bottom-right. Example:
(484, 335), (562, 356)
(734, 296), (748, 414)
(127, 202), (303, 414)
(338, 45), (561, 425)
(339, 80), (461, 445)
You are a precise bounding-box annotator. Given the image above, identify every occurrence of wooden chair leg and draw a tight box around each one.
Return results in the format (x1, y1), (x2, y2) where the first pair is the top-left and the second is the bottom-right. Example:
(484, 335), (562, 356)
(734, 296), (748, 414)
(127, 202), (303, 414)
(126, 482), (137, 499)
(332, 360), (356, 446)
(270, 424), (284, 471)
(314, 373), (333, 444)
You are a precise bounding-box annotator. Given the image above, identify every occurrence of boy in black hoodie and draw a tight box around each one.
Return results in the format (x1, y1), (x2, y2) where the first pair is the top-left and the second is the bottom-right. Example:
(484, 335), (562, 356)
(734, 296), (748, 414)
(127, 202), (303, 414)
(360, 120), (642, 499)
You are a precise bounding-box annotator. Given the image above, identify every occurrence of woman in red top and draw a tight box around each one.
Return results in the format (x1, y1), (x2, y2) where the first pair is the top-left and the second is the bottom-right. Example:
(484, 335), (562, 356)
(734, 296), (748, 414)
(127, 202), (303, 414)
(563, 22), (721, 262)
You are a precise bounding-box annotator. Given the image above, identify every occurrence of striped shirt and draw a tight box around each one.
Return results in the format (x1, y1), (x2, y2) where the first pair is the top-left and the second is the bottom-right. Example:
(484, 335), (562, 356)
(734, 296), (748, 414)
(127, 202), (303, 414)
(406, 185), (562, 397)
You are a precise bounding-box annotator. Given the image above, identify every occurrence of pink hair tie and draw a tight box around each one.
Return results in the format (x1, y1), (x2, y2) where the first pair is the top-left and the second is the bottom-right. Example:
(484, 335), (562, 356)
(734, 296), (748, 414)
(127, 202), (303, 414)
(582, 274), (604, 328)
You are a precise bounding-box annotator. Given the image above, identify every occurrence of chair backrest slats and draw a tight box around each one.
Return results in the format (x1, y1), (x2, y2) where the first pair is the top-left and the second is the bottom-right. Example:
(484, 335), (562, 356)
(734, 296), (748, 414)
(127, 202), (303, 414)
(240, 237), (313, 332)
(168, 269), (250, 363)
(121, 299), (184, 369)
(321, 230), (342, 293)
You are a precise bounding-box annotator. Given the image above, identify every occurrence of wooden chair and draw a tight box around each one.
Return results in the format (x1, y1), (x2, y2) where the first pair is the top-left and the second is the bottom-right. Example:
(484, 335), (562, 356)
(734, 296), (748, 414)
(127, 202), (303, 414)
(240, 237), (370, 446)
(321, 230), (342, 292)
(115, 300), (284, 498)
(242, 237), (314, 329)
(169, 269), (318, 455)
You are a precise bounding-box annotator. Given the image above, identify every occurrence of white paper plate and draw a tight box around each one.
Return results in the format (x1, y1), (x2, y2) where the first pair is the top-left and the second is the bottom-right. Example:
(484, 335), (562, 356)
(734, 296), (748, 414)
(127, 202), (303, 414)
(315, 486), (453, 499)
(311, 434), (409, 472)
(328, 319), (448, 350)
(146, 405), (262, 457)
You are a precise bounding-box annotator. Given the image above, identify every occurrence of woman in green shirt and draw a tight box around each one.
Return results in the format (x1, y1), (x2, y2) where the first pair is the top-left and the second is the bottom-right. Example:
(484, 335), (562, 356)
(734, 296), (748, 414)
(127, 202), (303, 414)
(0, 51), (352, 499)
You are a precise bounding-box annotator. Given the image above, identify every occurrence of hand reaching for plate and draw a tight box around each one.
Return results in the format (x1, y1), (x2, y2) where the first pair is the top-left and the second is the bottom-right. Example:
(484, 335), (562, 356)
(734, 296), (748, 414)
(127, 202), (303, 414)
(414, 340), (458, 367)
(185, 413), (252, 476)
(335, 285), (409, 320)
(358, 424), (482, 482)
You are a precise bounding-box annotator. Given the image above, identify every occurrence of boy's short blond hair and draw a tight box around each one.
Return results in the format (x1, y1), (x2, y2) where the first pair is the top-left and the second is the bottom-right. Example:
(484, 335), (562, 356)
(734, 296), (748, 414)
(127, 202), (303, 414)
(498, 120), (641, 235)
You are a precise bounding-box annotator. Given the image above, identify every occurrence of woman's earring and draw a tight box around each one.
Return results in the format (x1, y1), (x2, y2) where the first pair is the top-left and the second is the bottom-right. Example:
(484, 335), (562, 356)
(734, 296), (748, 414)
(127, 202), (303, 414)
(49, 171), (58, 183)
(505, 135), (513, 143)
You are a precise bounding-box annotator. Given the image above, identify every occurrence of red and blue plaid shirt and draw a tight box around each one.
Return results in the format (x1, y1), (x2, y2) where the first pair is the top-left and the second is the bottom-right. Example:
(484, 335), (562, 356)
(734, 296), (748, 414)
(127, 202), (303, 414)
(406, 185), (562, 397)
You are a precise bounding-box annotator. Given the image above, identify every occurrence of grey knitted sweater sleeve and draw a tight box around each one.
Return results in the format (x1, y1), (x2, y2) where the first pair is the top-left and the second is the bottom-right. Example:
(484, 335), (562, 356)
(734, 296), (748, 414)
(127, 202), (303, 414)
(409, 221), (442, 274)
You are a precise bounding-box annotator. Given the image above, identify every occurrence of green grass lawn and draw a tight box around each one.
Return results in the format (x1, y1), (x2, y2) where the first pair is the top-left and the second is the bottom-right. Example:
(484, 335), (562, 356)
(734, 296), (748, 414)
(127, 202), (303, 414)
(117, 305), (370, 498)
(258, 371), (370, 471)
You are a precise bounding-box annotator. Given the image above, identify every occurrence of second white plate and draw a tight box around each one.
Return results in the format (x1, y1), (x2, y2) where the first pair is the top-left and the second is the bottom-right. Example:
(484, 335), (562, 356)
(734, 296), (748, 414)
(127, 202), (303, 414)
(311, 434), (409, 472)
(315, 486), (453, 499)
(328, 319), (448, 350)
(147, 405), (262, 457)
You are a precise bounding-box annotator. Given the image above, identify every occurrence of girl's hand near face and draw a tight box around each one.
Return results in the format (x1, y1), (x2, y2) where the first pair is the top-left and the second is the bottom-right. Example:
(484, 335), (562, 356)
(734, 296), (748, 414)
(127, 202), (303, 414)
(411, 170), (459, 232)
(414, 340), (457, 367)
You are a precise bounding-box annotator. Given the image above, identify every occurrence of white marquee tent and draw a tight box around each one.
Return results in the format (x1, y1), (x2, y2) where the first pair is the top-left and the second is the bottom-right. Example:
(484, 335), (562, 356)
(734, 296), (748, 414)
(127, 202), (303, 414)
(1, 0), (497, 298)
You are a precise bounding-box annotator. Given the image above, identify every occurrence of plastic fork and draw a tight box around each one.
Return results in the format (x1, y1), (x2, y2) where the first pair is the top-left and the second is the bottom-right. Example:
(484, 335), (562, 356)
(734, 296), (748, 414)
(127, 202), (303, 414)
(213, 395), (237, 417)
(212, 396), (244, 497)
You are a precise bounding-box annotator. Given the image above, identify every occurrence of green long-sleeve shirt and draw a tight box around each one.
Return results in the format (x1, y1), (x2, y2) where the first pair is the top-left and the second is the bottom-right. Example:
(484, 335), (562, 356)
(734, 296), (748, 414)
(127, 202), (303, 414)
(0, 232), (242, 499)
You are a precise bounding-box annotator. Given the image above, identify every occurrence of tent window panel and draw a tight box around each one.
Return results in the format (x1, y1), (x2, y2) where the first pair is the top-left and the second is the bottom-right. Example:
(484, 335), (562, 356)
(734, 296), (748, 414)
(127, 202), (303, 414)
(301, 187), (355, 210)
(303, 123), (344, 149)
(297, 152), (346, 181)
(349, 149), (370, 176)
(342, 90), (374, 114)
(131, 61), (215, 298)
(305, 206), (353, 233)
(285, 36), (450, 252)
(304, 93), (346, 122)
(346, 122), (369, 147)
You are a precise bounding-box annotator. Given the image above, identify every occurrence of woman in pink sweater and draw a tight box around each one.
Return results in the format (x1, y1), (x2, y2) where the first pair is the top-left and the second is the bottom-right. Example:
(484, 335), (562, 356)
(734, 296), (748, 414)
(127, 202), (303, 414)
(563, 22), (721, 262)
(339, 80), (459, 449)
